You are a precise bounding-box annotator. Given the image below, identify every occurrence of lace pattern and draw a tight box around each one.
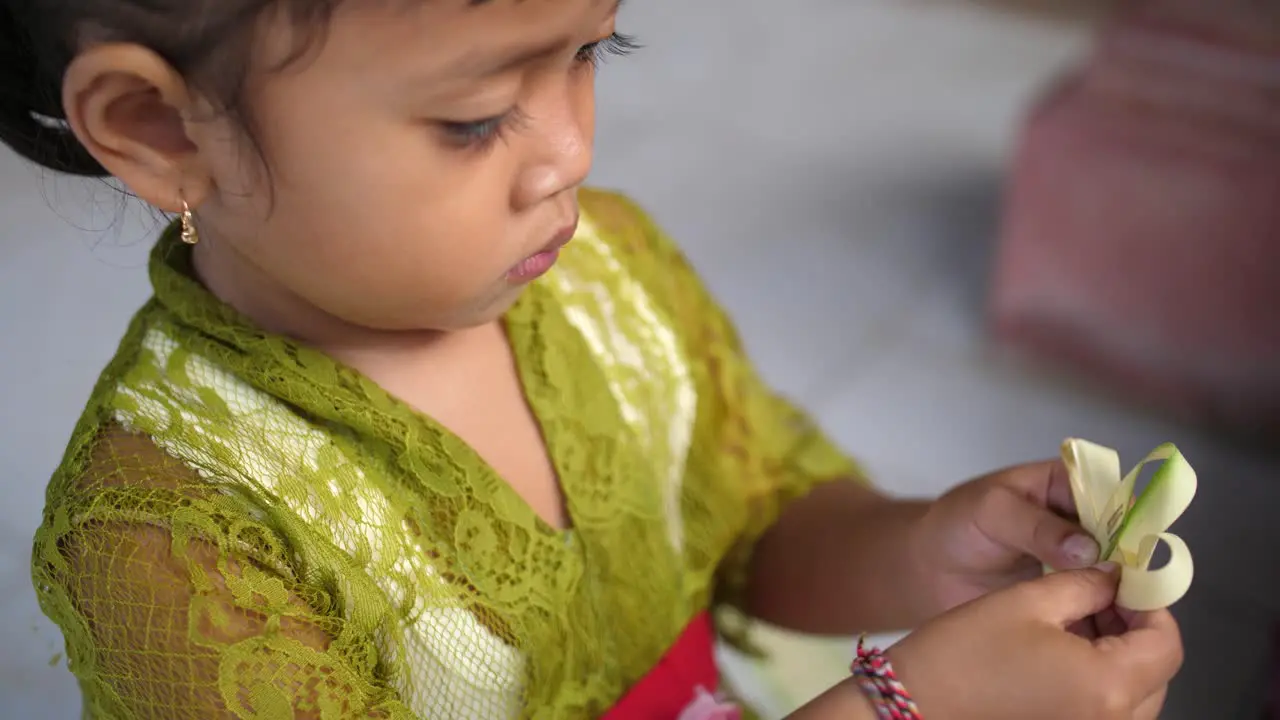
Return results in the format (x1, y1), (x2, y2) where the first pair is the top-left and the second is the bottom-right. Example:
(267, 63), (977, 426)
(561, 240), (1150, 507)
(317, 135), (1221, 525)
(32, 188), (861, 719)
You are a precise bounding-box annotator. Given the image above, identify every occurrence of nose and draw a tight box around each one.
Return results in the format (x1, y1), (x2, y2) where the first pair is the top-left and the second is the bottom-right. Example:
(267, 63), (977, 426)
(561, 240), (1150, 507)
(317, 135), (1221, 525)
(512, 82), (594, 210)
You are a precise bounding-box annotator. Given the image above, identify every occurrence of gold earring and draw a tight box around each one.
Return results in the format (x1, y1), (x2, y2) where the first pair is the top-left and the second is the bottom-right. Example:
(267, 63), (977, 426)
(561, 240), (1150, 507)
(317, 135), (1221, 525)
(180, 199), (199, 245)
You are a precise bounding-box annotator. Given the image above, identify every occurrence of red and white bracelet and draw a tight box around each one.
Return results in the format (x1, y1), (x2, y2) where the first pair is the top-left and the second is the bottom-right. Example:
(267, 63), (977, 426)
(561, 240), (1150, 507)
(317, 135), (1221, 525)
(849, 635), (923, 720)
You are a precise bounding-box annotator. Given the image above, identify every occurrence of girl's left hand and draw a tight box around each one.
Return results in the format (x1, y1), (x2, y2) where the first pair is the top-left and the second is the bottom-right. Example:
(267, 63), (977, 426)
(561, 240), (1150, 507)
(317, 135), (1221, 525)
(909, 460), (1102, 614)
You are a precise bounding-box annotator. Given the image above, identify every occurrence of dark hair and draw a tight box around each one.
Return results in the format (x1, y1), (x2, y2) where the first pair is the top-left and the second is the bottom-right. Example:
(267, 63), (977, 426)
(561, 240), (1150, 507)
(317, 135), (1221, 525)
(0, 0), (341, 177)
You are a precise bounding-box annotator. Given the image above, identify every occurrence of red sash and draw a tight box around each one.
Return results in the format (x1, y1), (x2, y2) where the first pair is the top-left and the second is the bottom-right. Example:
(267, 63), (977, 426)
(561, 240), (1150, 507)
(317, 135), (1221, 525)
(600, 611), (740, 720)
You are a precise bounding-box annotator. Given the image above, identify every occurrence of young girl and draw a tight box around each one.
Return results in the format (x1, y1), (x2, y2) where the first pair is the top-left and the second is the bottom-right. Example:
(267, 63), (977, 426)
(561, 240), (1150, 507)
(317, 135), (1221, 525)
(1, 0), (1182, 718)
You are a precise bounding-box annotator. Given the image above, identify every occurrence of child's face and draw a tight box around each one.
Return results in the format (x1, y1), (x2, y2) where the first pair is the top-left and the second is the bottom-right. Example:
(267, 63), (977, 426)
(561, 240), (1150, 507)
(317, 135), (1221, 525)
(89, 0), (622, 336)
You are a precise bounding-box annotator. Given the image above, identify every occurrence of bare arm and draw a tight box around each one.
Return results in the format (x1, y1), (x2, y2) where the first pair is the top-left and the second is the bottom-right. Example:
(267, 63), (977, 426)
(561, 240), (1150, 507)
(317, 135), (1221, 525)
(786, 678), (879, 719)
(743, 480), (935, 635)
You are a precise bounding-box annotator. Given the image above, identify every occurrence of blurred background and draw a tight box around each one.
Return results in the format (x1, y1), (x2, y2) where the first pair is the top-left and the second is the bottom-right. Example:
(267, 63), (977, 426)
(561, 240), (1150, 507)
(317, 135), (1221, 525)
(2, 0), (1277, 717)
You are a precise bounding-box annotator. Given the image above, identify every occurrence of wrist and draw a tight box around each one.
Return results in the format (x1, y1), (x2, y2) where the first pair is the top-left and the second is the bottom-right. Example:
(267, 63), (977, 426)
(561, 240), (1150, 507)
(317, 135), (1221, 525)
(851, 635), (925, 719)
(837, 496), (936, 628)
(900, 500), (946, 623)
(834, 677), (884, 720)
(841, 497), (937, 629)
(785, 679), (882, 720)
(785, 676), (892, 719)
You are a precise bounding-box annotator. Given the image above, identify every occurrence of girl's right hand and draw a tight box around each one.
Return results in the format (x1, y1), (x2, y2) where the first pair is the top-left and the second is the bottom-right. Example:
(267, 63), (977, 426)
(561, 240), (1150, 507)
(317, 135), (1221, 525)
(887, 564), (1183, 720)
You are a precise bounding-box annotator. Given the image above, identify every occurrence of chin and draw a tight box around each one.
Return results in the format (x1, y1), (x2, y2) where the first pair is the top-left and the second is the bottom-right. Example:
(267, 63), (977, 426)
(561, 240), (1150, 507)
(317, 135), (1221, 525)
(432, 286), (525, 331)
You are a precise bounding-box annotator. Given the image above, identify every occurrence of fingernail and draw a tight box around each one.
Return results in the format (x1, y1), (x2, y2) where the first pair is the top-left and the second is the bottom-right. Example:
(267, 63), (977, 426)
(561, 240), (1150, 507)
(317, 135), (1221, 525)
(1093, 561), (1119, 574)
(1062, 534), (1100, 564)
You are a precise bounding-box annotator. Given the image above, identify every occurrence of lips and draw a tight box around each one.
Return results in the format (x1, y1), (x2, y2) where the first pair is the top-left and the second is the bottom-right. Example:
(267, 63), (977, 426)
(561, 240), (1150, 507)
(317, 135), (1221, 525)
(541, 218), (579, 254)
(506, 217), (579, 284)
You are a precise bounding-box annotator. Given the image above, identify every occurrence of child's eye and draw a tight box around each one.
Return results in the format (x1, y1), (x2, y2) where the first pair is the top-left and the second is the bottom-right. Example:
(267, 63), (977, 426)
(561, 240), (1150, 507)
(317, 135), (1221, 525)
(440, 115), (508, 146)
(575, 32), (640, 67)
(438, 108), (528, 150)
(436, 34), (638, 150)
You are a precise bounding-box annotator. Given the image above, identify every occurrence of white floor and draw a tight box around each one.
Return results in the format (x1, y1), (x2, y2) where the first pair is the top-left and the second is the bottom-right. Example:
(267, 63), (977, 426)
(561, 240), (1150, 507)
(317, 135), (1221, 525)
(2, 1), (1277, 717)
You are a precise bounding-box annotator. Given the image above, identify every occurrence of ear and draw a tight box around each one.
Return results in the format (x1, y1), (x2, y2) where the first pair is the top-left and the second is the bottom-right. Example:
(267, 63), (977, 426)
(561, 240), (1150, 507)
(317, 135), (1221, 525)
(62, 44), (214, 212)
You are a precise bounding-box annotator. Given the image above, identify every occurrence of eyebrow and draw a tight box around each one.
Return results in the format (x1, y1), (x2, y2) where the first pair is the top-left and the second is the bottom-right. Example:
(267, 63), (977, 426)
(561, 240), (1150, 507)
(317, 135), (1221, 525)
(457, 0), (625, 76)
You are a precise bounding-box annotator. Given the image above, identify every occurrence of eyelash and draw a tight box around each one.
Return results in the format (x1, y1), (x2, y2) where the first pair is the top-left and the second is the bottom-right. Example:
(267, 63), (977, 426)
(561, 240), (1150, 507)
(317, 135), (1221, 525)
(439, 32), (640, 150)
(576, 31), (640, 68)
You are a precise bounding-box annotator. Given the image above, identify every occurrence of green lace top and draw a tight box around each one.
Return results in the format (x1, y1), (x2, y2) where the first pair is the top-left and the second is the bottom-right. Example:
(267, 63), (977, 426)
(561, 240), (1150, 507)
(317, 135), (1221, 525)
(32, 188), (860, 719)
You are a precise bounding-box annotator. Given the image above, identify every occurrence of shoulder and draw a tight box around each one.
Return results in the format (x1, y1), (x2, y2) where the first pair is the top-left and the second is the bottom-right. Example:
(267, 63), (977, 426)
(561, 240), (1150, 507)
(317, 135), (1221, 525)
(35, 310), (315, 582)
(576, 187), (684, 263)
(573, 187), (707, 310)
(36, 423), (296, 576)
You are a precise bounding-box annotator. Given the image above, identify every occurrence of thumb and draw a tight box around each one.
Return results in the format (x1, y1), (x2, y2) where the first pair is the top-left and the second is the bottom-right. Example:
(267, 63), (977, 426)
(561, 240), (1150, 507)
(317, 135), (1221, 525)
(1013, 563), (1121, 626)
(973, 486), (1099, 569)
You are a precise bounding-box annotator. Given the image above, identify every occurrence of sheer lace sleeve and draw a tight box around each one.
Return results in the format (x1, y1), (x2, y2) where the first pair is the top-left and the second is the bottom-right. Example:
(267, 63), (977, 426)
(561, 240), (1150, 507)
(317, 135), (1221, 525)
(34, 427), (414, 720)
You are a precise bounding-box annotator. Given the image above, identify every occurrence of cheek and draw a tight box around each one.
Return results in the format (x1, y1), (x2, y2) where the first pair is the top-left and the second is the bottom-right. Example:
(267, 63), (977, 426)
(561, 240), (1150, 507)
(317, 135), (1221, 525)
(217, 81), (522, 326)
(255, 147), (516, 323)
(288, 181), (511, 294)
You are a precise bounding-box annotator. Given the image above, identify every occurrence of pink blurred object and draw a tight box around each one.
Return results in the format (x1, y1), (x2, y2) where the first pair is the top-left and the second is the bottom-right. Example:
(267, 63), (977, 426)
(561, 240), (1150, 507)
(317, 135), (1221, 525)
(675, 688), (741, 720)
(990, 0), (1280, 437)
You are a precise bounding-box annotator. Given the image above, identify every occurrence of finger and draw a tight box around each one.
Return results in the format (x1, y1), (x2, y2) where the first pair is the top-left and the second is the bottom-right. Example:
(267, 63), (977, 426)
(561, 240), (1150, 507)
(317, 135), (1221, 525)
(1134, 685), (1169, 720)
(1123, 608), (1180, 637)
(974, 486), (1099, 569)
(1115, 606), (1145, 629)
(1012, 563), (1121, 626)
(1097, 609), (1184, 696)
(1067, 617), (1099, 640)
(1043, 460), (1079, 518)
(993, 459), (1078, 517)
(1093, 606), (1128, 637)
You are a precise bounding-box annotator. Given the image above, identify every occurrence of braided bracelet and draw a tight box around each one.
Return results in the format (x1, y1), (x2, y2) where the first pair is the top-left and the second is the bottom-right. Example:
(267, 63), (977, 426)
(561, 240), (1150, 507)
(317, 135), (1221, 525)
(849, 635), (922, 720)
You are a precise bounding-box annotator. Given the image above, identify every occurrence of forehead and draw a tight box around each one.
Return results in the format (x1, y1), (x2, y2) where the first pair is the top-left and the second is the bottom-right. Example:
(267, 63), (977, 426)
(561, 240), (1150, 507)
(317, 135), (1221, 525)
(257, 0), (616, 81)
